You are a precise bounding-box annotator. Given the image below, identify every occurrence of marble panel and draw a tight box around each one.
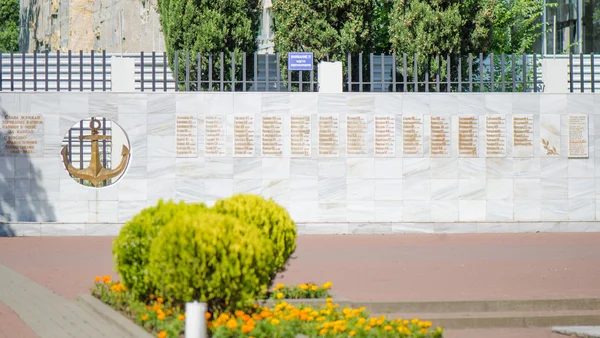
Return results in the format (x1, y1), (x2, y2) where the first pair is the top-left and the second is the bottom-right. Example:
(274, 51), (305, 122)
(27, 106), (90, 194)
(374, 201), (402, 222)
(117, 179), (148, 201)
(31, 94), (60, 113)
(3, 223), (41, 236)
(402, 179), (430, 201)
(541, 158), (568, 178)
(346, 178), (374, 201)
(477, 223), (519, 233)
(431, 201), (459, 222)
(458, 158), (485, 178)
(347, 201), (375, 222)
(431, 158), (458, 179)
(374, 115), (396, 157)
(318, 94), (346, 114)
(147, 94), (176, 115)
(85, 223), (123, 236)
(402, 95), (429, 114)
(434, 222), (477, 234)
(459, 179), (486, 200)
(512, 94), (540, 115)
(175, 93), (204, 113)
(514, 178), (541, 199)
(290, 93), (318, 115)
(402, 201), (431, 222)
(392, 222), (434, 234)
(349, 223), (393, 234)
(486, 199), (513, 221)
(431, 179), (458, 200)
(458, 94), (485, 114)
(561, 222), (600, 232)
(541, 179), (568, 200)
(147, 159), (175, 179)
(262, 158), (290, 179)
(147, 114), (175, 136)
(205, 94), (233, 115)
(318, 202), (347, 222)
(430, 115), (451, 157)
(540, 115), (561, 158)
(147, 178), (177, 203)
(261, 179), (290, 202)
(303, 222), (349, 234)
(290, 178), (318, 201)
(318, 178), (346, 201)
(116, 94), (148, 114)
(318, 159), (346, 178)
(430, 95), (458, 115)
(204, 158), (233, 179)
(88, 201), (119, 223)
(374, 95), (402, 115)
(402, 158), (430, 179)
(374, 158), (402, 179)
(41, 223), (85, 236)
(514, 200), (541, 221)
(233, 158), (261, 179)
(147, 136), (175, 158)
(347, 158), (374, 178)
(0, 156), (16, 179)
(569, 199), (596, 220)
(174, 178), (205, 203)
(59, 200), (89, 222)
(288, 201), (319, 222)
(486, 158), (513, 178)
(317, 114), (340, 157)
(458, 200), (486, 221)
(290, 159), (318, 179)
(485, 94), (512, 114)
(513, 158), (540, 178)
(175, 158), (204, 179)
(59, 179), (89, 201)
(541, 200), (569, 221)
(568, 158), (595, 178)
(232, 179), (261, 195)
(402, 114), (424, 157)
(347, 95), (374, 113)
(568, 115), (589, 158)
(568, 179), (595, 199)
(204, 179), (233, 200)
(118, 201), (147, 222)
(59, 93), (89, 114)
(513, 115), (534, 157)
(540, 94), (567, 115)
(485, 115), (506, 157)
(374, 179), (403, 201)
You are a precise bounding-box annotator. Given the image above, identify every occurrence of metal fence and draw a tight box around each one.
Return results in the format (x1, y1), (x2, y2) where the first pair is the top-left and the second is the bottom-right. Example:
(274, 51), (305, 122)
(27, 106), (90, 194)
(1, 50), (600, 93)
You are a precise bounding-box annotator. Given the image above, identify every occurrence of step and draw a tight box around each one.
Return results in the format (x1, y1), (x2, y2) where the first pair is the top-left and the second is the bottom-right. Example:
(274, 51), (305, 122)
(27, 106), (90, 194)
(370, 309), (600, 329)
(354, 298), (600, 314)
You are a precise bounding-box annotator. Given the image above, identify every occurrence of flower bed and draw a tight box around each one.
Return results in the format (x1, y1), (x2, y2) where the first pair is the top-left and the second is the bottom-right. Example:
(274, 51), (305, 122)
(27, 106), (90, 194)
(92, 276), (443, 338)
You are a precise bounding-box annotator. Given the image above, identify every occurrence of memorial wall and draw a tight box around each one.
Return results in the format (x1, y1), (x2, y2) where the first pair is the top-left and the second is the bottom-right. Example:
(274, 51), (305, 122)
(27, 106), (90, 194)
(0, 92), (599, 235)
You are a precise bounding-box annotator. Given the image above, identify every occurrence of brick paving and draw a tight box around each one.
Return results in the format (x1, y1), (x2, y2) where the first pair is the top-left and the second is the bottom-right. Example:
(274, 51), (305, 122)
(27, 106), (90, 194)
(0, 233), (599, 337)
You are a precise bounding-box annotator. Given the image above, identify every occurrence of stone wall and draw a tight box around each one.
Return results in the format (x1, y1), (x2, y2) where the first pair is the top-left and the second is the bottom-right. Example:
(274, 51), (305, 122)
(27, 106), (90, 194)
(0, 92), (599, 236)
(20, 0), (165, 52)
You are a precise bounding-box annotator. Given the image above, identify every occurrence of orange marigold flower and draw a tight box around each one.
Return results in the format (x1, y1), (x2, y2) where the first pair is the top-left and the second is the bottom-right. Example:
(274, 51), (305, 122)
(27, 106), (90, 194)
(94, 276), (101, 283)
(141, 315), (148, 321)
(157, 313), (166, 321)
(226, 318), (238, 329)
(205, 312), (211, 320)
(102, 275), (111, 284)
(241, 324), (253, 333)
(235, 310), (245, 318)
(178, 314), (185, 321)
(157, 331), (167, 338)
(157, 297), (164, 304)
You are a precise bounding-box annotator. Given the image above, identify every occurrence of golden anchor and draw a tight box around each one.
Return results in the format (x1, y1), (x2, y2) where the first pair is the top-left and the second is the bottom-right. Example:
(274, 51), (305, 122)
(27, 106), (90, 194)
(61, 119), (130, 187)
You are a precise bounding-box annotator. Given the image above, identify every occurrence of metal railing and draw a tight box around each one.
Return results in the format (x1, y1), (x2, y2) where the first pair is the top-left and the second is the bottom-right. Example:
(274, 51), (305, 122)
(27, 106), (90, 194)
(1, 50), (600, 93)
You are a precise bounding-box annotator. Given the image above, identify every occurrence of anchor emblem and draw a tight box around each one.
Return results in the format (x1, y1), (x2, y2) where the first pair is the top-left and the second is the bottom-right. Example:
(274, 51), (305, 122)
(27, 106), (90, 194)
(61, 119), (130, 187)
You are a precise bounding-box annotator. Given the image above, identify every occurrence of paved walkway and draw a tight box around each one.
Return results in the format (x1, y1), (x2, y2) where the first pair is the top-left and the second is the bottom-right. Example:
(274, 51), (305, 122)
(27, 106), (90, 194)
(0, 233), (599, 337)
(0, 264), (134, 338)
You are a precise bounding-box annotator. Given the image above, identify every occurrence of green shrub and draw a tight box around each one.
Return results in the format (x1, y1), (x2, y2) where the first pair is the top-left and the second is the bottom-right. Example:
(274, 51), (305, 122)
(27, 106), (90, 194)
(211, 194), (297, 272)
(112, 200), (207, 299)
(148, 212), (275, 312)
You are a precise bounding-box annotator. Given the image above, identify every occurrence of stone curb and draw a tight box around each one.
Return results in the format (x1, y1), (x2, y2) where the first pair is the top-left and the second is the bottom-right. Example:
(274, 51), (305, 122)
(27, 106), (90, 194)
(76, 294), (154, 338)
(552, 326), (600, 338)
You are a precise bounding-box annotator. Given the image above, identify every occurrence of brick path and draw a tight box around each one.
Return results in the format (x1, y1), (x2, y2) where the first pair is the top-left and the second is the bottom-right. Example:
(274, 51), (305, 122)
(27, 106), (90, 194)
(0, 264), (134, 338)
(1, 233), (599, 338)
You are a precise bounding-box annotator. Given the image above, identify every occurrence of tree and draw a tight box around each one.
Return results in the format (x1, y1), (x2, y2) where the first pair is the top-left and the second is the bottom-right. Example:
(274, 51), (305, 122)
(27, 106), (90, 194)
(0, 0), (19, 52)
(156, 0), (261, 90)
(490, 0), (548, 54)
(271, 0), (376, 62)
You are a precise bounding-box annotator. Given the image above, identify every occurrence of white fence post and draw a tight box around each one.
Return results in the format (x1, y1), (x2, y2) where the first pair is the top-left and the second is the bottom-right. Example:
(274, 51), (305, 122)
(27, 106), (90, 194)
(185, 301), (207, 338)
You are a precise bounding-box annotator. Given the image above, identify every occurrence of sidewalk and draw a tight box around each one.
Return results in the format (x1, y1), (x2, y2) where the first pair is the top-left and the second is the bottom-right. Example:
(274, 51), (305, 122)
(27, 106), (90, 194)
(0, 264), (136, 338)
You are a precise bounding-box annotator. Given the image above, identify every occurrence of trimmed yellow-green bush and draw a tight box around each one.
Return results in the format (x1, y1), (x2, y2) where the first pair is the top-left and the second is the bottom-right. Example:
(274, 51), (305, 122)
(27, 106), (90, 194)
(112, 199), (207, 299)
(147, 211), (276, 312)
(211, 194), (297, 272)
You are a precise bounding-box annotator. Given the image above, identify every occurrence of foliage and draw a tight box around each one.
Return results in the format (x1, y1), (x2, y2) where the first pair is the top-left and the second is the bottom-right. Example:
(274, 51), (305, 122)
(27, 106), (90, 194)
(92, 277), (444, 338)
(0, 0), (19, 52)
(490, 0), (551, 54)
(269, 282), (333, 300)
(112, 200), (208, 299)
(147, 211), (276, 313)
(211, 194), (297, 273)
(155, 0), (261, 90)
(271, 0), (376, 63)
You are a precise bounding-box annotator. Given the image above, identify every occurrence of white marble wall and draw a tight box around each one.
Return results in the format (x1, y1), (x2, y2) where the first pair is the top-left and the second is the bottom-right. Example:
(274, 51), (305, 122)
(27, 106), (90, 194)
(0, 92), (599, 235)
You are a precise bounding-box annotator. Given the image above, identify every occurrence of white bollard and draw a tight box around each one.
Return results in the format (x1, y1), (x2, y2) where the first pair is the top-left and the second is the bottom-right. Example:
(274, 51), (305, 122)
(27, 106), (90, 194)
(185, 301), (207, 338)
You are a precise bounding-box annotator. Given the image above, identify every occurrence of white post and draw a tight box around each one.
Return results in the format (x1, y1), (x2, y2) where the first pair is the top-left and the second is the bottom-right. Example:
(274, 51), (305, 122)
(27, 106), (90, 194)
(317, 61), (343, 93)
(185, 301), (207, 338)
(110, 56), (135, 92)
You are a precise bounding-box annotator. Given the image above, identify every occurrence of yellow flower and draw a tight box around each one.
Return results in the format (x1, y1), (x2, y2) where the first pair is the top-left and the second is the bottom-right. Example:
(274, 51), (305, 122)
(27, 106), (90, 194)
(276, 292), (284, 299)
(365, 325), (372, 331)
(384, 325), (392, 331)
(298, 284), (309, 291)
(157, 297), (164, 304)
(270, 318), (280, 325)
(349, 330), (356, 336)
(157, 313), (166, 321)
(322, 281), (333, 289)
(226, 318), (238, 329)
(326, 297), (333, 303)
(157, 331), (167, 338)
(319, 328), (328, 335)
(275, 283), (285, 290)
(311, 285), (319, 291)
(178, 314), (185, 321)
(141, 315), (148, 321)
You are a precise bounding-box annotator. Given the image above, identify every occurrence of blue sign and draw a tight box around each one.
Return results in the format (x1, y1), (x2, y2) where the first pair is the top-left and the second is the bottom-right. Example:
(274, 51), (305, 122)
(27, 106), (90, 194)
(288, 52), (313, 71)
